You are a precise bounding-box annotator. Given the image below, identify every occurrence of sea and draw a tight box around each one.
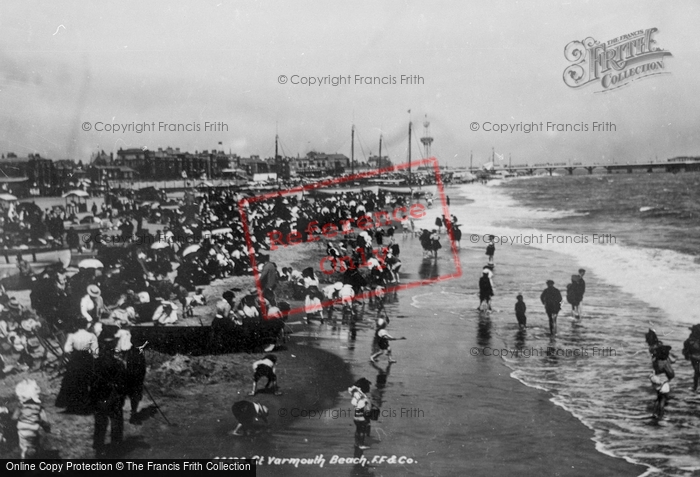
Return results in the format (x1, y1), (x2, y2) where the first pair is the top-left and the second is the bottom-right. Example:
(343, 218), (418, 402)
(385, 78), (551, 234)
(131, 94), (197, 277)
(215, 172), (700, 476)
(461, 172), (700, 476)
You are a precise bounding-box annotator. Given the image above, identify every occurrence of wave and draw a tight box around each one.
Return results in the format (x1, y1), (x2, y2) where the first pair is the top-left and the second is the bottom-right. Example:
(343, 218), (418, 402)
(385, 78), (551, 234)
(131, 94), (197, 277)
(438, 183), (700, 326)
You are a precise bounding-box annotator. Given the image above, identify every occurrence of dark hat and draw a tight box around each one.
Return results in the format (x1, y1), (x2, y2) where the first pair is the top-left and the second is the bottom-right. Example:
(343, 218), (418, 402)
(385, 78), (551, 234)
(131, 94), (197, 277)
(354, 377), (371, 393)
(99, 324), (119, 343)
(546, 280), (554, 285)
(263, 354), (277, 363)
(7, 297), (21, 310)
(222, 290), (235, 301)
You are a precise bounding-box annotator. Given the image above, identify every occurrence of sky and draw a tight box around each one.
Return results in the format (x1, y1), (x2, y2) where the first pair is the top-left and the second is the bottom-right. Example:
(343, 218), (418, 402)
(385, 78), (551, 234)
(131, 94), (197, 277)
(0, 0), (698, 168)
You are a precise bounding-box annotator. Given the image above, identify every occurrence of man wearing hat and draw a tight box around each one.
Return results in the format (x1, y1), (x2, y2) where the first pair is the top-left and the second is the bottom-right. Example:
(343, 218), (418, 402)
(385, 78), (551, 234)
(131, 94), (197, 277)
(683, 325), (700, 393)
(81, 285), (106, 324)
(258, 253), (278, 307)
(540, 280), (562, 336)
(152, 301), (178, 325)
(90, 326), (128, 456)
(212, 290), (239, 350)
(2, 296), (26, 321)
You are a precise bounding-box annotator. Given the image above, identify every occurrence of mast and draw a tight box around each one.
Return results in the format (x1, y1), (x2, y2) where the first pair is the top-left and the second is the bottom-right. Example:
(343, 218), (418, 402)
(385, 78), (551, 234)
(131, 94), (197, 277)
(408, 121), (412, 178)
(351, 124), (355, 175)
(378, 134), (383, 170)
(275, 134), (279, 184)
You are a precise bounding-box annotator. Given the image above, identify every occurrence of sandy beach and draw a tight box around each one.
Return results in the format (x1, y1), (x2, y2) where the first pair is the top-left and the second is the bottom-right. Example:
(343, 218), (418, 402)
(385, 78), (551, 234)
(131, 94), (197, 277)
(0, 192), (646, 476)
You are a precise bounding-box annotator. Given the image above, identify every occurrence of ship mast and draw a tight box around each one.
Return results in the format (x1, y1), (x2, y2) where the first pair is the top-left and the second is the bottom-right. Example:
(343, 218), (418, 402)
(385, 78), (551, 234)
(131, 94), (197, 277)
(351, 124), (355, 175)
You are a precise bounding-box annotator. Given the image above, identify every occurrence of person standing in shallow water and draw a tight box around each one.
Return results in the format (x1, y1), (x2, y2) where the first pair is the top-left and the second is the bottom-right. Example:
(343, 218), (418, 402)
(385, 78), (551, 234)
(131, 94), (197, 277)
(566, 274), (584, 319)
(577, 269), (586, 316)
(683, 324), (700, 393)
(485, 235), (495, 265)
(540, 280), (562, 336)
(478, 270), (494, 312)
(515, 294), (527, 329)
(650, 343), (675, 420)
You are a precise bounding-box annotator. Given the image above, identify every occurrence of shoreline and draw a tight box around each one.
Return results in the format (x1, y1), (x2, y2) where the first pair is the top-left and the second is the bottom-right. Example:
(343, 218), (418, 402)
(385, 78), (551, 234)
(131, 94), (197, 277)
(0, 194), (647, 475)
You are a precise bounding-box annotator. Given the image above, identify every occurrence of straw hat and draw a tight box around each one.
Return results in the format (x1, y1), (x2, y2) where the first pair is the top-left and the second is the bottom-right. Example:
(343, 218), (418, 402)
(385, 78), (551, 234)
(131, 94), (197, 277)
(15, 379), (41, 403)
(87, 284), (101, 298)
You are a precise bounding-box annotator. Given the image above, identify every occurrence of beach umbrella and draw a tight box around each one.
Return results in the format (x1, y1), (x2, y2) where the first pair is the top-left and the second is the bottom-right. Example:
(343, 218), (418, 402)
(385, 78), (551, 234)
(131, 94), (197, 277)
(151, 241), (169, 250)
(182, 244), (201, 257)
(78, 258), (104, 269)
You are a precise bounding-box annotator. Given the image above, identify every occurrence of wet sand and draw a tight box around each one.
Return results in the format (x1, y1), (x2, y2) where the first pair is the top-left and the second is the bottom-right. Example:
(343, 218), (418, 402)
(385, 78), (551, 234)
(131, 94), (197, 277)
(244, 213), (647, 476)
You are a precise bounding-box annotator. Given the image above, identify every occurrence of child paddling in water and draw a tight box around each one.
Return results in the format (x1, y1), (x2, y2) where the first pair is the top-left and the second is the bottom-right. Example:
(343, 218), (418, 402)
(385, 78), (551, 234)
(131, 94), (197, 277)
(370, 329), (405, 364)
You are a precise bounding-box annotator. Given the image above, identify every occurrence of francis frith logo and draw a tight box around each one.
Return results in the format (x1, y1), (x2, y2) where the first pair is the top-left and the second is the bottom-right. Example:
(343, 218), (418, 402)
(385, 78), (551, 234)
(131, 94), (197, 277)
(563, 28), (672, 92)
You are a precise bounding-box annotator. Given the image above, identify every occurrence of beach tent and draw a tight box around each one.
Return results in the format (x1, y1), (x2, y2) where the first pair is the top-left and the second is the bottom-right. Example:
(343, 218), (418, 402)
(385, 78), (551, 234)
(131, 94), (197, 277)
(62, 190), (90, 198)
(202, 227), (233, 239)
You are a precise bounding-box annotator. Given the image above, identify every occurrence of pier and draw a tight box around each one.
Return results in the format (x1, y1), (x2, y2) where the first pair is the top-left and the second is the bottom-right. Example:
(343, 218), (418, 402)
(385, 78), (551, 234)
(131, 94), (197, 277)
(466, 160), (700, 176)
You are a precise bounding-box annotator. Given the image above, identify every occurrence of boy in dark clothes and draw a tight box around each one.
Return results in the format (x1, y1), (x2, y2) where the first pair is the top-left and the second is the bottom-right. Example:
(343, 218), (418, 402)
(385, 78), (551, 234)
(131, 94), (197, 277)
(515, 294), (527, 329)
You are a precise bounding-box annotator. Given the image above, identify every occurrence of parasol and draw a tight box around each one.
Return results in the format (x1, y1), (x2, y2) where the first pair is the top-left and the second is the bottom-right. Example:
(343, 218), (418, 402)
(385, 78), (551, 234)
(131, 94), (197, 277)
(151, 242), (169, 250)
(0, 194), (18, 201)
(78, 258), (104, 269)
(182, 244), (201, 257)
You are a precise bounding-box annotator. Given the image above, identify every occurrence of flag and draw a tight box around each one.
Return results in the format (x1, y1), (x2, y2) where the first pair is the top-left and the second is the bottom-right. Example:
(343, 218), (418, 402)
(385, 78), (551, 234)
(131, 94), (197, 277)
(495, 153), (504, 161)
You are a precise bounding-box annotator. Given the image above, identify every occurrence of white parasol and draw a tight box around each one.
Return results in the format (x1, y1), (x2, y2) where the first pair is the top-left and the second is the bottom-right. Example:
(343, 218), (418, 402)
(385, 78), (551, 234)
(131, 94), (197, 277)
(182, 244), (201, 257)
(78, 258), (104, 269)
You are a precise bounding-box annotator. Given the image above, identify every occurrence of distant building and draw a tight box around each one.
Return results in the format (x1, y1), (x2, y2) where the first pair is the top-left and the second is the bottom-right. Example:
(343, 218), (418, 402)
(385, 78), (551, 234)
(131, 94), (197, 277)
(0, 153), (54, 196)
(115, 147), (236, 180)
(367, 155), (392, 170)
(289, 152), (350, 177)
